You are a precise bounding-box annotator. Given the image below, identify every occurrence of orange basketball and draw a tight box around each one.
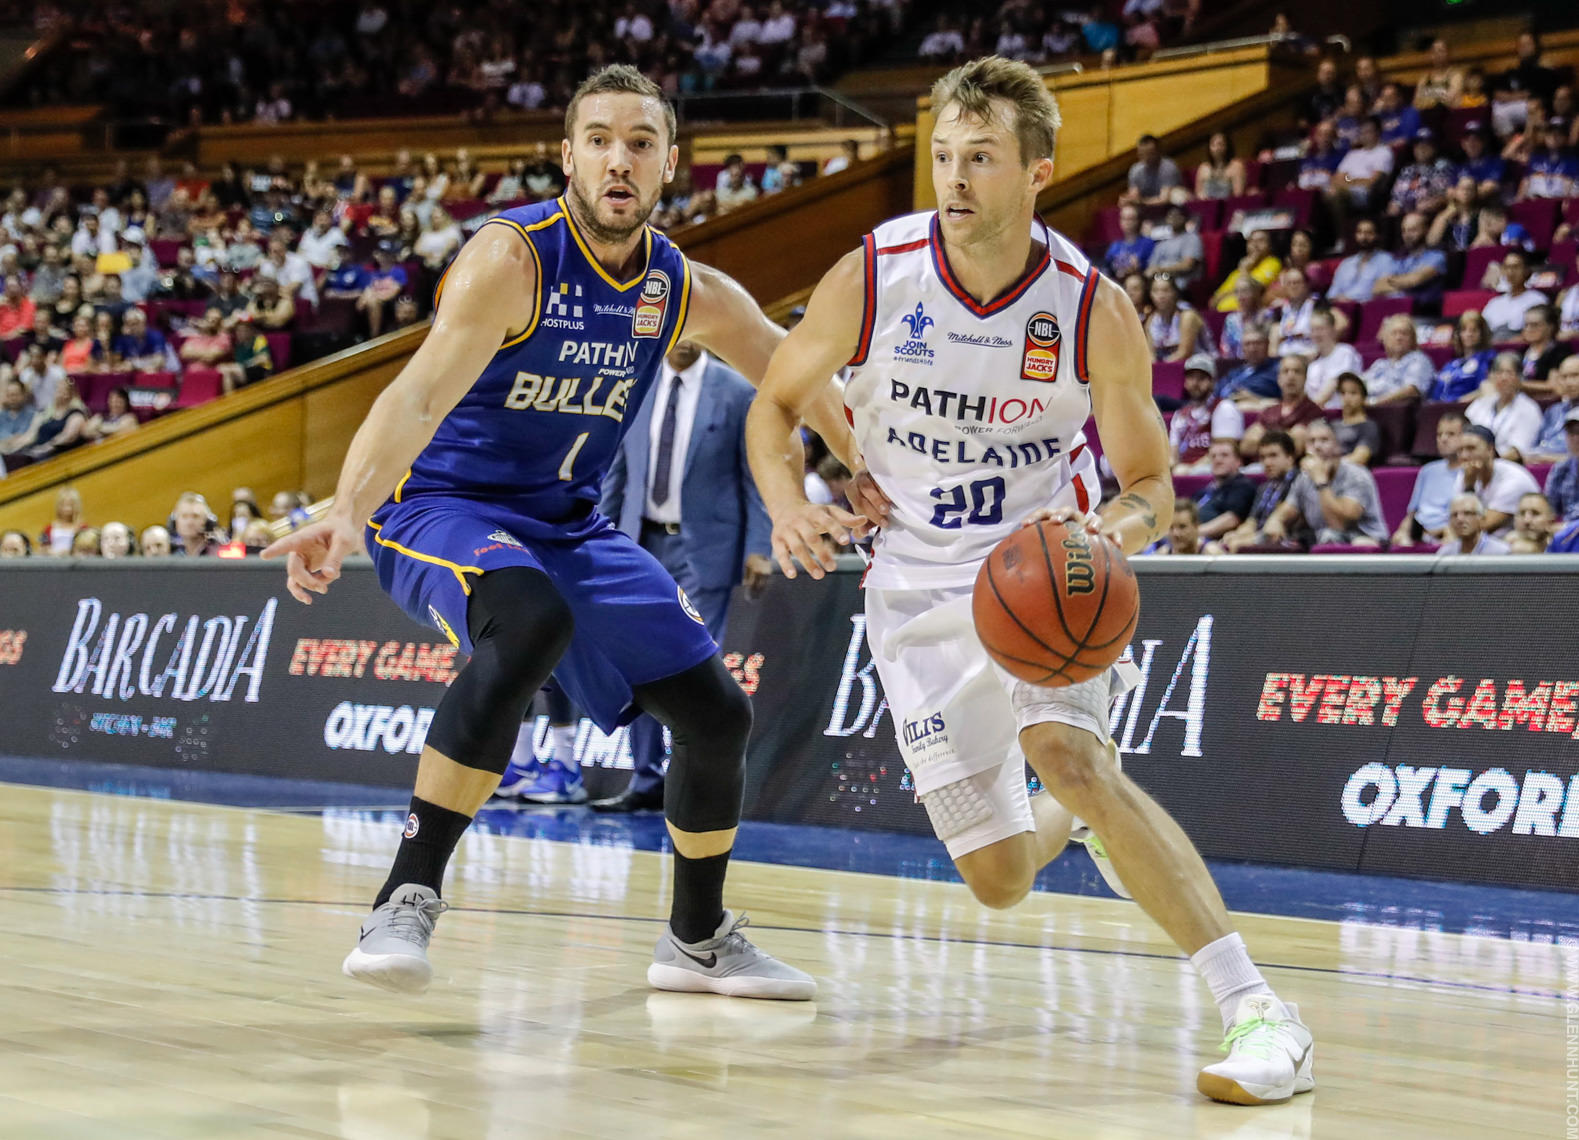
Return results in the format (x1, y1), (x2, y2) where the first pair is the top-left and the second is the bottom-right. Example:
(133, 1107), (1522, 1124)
(971, 519), (1140, 687)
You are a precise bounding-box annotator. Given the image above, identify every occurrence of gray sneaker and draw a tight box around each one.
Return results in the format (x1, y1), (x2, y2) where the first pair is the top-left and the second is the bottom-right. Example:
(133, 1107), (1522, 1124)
(648, 910), (816, 1000)
(341, 883), (450, 994)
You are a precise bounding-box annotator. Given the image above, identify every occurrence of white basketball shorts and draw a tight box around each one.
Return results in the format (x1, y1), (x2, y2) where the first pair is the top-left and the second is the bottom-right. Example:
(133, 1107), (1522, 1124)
(865, 582), (1138, 860)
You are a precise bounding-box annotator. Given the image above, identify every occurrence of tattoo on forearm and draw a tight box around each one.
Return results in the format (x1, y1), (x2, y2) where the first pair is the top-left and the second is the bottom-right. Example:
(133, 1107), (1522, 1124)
(1117, 491), (1158, 534)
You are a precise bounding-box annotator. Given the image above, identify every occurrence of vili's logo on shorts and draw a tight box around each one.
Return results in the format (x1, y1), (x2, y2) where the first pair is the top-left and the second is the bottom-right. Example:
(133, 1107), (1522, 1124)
(1021, 311), (1061, 382)
(634, 270), (670, 338)
(678, 586), (704, 625)
(901, 711), (946, 746)
(404, 812), (420, 838)
(487, 530), (523, 548)
(428, 605), (460, 649)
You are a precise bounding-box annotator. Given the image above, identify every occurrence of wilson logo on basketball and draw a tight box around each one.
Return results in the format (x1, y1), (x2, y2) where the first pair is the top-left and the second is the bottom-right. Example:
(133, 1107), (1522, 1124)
(633, 270), (670, 338)
(1062, 533), (1096, 595)
(1020, 311), (1061, 383)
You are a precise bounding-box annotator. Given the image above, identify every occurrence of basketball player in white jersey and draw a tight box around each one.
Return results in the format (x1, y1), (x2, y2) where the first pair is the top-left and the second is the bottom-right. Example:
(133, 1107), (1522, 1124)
(746, 57), (1315, 1105)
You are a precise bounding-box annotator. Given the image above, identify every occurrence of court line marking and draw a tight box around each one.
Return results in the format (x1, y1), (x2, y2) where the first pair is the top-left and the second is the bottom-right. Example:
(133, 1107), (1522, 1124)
(0, 884), (1564, 1003)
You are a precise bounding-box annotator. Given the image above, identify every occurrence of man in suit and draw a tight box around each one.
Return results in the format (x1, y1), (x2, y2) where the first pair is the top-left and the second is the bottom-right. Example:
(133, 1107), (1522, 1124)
(591, 341), (774, 811)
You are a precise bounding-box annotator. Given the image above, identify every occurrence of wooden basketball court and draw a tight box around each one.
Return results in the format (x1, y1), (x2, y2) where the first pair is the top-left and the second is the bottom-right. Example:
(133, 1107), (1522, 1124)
(0, 782), (1566, 1138)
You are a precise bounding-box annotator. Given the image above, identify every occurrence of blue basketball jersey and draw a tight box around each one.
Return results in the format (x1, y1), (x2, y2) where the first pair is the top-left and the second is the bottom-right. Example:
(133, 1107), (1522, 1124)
(394, 197), (692, 525)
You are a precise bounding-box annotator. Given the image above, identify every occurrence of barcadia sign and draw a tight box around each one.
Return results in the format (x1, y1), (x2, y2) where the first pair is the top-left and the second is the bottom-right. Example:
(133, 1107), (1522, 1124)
(53, 597), (276, 703)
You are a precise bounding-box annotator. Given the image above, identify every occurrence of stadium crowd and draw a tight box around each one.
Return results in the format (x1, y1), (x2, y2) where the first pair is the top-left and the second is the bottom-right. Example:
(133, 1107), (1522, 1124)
(1103, 30), (1579, 554)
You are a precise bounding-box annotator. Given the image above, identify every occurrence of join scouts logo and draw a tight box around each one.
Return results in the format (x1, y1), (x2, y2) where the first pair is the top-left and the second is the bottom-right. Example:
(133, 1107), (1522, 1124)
(633, 269), (670, 338)
(894, 302), (936, 364)
(1021, 311), (1061, 382)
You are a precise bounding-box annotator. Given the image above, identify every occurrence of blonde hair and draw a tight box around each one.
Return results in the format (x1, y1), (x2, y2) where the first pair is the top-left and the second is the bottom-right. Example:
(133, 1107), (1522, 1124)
(566, 65), (676, 147)
(930, 55), (1062, 165)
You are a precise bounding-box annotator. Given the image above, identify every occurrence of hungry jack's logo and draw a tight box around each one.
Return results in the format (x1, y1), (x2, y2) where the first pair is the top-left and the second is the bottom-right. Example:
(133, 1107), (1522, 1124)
(1021, 311), (1061, 382)
(633, 270), (670, 338)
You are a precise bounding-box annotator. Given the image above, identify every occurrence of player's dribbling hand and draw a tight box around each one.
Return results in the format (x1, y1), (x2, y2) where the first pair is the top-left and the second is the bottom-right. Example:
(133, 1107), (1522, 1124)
(771, 502), (870, 580)
(1022, 505), (1113, 541)
(846, 468), (893, 529)
(261, 516), (361, 605)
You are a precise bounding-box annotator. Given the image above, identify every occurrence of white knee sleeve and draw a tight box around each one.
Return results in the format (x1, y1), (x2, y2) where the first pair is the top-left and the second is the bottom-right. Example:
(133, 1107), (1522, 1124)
(920, 771), (997, 842)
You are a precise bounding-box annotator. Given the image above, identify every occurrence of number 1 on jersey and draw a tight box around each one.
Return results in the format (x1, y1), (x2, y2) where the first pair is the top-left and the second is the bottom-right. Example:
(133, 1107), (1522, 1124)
(558, 432), (590, 481)
(929, 475), (1006, 529)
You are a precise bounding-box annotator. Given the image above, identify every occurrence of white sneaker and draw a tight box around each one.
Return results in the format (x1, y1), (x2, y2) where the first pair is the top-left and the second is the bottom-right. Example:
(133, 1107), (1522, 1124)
(1068, 739), (1132, 900)
(1197, 993), (1316, 1105)
(647, 910), (816, 1000)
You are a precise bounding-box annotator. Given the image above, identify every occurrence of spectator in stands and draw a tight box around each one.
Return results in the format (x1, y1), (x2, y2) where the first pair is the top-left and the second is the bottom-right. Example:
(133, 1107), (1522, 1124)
(1194, 131), (1245, 200)
(134, 522), (172, 557)
(760, 145), (798, 195)
(1560, 280), (1579, 341)
(34, 487), (83, 556)
(1224, 431), (1301, 551)
(1150, 499), (1222, 555)
(180, 308), (247, 393)
(1470, 205), (1532, 273)
(7, 375), (86, 463)
(82, 386), (137, 443)
(1454, 424), (1538, 535)
(89, 310), (119, 369)
(59, 312), (94, 373)
(1506, 492), (1555, 552)
(210, 271), (249, 331)
(49, 275), (82, 326)
(1431, 310), (1496, 402)
(112, 309), (175, 373)
(95, 275), (132, 324)
(0, 276), (36, 341)
(823, 140), (860, 177)
(1266, 417), (1388, 547)
(258, 233), (319, 310)
(1267, 268), (1317, 358)
(1104, 204), (1154, 279)
(1241, 354), (1324, 459)
(1122, 134), (1181, 206)
(1481, 250), (1548, 343)
(1353, 55), (1383, 106)
(1217, 326), (1280, 405)
(1333, 373), (1380, 466)
(1500, 98), (1547, 164)
(918, 15), (965, 60)
(1454, 125), (1504, 200)
(1334, 84), (1368, 149)
(1170, 354), (1244, 474)
(1387, 129), (1454, 218)
(487, 158), (528, 205)
(70, 527), (100, 557)
(1194, 438), (1257, 541)
(1518, 117), (1578, 200)
(1373, 212), (1446, 307)
(14, 310), (57, 363)
(1123, 272), (1151, 322)
(171, 492), (224, 557)
(1439, 493), (1509, 555)
(358, 241), (407, 338)
(242, 275), (295, 333)
(298, 209), (350, 270)
(1304, 308), (1363, 407)
(1392, 411), (1466, 545)
(394, 208), (423, 260)
(1427, 177), (1480, 252)
(0, 530), (30, 557)
(1375, 83), (1421, 145)
(1364, 315), (1434, 405)
(18, 343), (63, 409)
(323, 247), (372, 301)
(99, 521), (136, 558)
(1271, 230), (1319, 302)
(1211, 230), (1280, 313)
(1220, 277), (1269, 360)
(156, 248), (210, 302)
(523, 142), (566, 200)
(413, 204), (464, 271)
(70, 212), (110, 259)
(0, 375), (34, 449)
(1521, 304), (1571, 393)
(1304, 58), (1344, 127)
(1146, 204), (1202, 288)
(1413, 39), (1464, 110)
(30, 243), (65, 306)
(392, 295), (421, 331)
(1329, 118), (1393, 225)
(1531, 355), (1579, 460)
(116, 229), (158, 303)
(1544, 410), (1579, 523)
(1145, 273), (1211, 361)
(1298, 119), (1345, 193)
(363, 186), (401, 239)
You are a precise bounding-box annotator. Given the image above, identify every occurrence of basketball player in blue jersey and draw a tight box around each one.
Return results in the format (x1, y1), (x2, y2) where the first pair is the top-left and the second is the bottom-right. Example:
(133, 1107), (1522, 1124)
(748, 57), (1318, 1103)
(264, 66), (869, 1000)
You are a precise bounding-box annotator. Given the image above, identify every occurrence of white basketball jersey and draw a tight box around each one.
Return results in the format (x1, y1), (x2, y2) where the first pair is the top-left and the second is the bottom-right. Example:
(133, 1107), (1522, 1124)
(846, 211), (1103, 589)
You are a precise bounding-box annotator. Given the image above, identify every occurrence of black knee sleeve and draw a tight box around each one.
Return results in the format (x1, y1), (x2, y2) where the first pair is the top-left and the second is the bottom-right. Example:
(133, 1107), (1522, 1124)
(632, 655), (752, 834)
(425, 567), (573, 773)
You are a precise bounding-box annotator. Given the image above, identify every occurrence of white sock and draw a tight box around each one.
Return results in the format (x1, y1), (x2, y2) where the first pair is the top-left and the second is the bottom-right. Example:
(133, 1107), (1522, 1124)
(1189, 932), (1273, 1030)
(509, 722), (537, 769)
(551, 725), (577, 768)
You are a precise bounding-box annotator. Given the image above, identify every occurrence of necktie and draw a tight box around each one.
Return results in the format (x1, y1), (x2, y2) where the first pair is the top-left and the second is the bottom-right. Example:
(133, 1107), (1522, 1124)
(652, 375), (682, 507)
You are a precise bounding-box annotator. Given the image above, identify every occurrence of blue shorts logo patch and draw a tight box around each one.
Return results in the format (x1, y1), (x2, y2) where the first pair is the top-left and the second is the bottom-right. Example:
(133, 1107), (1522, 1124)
(487, 530), (523, 547)
(678, 586), (704, 625)
(428, 605), (460, 649)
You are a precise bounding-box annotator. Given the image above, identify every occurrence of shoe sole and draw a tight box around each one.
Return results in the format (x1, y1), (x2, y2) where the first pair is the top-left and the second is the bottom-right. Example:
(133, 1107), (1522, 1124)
(647, 962), (816, 1001)
(1196, 1071), (1316, 1105)
(519, 788), (589, 805)
(342, 948), (433, 994)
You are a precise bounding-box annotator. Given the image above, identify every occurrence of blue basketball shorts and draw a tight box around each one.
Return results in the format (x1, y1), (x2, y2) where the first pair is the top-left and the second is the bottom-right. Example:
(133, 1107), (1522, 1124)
(366, 493), (717, 732)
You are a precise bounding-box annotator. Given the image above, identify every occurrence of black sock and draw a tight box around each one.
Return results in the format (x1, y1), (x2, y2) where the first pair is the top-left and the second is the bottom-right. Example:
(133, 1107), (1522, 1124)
(670, 850), (731, 943)
(374, 796), (473, 909)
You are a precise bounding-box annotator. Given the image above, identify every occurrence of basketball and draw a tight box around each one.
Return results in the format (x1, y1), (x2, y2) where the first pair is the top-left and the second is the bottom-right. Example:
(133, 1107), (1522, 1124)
(971, 519), (1139, 687)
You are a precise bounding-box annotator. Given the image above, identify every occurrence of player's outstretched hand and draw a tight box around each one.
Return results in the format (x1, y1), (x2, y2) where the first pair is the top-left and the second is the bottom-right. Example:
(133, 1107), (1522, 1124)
(1021, 506), (1118, 544)
(771, 502), (870, 581)
(261, 516), (361, 606)
(846, 468), (893, 530)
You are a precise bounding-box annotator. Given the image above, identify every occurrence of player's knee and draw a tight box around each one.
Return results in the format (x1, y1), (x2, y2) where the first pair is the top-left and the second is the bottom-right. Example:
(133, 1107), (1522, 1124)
(469, 568), (574, 679)
(956, 840), (1034, 910)
(1023, 723), (1116, 813)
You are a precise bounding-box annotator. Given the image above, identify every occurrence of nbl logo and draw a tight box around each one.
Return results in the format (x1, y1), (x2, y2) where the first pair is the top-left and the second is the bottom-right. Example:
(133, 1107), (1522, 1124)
(1021, 311), (1061, 383)
(633, 270), (670, 338)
